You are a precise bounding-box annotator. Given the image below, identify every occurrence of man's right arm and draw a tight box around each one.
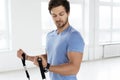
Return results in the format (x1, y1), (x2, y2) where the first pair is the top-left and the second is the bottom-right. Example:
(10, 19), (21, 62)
(26, 54), (47, 67)
(17, 49), (47, 67)
(27, 54), (47, 62)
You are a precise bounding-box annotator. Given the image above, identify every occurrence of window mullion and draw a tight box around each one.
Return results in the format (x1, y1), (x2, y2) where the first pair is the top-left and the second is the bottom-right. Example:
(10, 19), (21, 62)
(111, 0), (113, 43)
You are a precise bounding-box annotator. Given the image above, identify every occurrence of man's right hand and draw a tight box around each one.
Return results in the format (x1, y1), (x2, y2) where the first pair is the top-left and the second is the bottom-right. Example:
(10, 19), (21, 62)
(33, 55), (47, 68)
(17, 49), (27, 59)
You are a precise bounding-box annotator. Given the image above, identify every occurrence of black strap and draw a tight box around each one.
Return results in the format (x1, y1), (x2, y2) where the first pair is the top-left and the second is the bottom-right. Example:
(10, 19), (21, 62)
(21, 53), (26, 66)
(21, 53), (30, 80)
(21, 53), (47, 80)
(46, 63), (50, 70)
(37, 58), (46, 79)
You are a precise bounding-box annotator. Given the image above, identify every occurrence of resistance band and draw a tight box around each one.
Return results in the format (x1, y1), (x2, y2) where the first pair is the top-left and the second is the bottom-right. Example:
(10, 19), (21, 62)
(21, 53), (30, 80)
(21, 53), (47, 80)
(37, 58), (46, 80)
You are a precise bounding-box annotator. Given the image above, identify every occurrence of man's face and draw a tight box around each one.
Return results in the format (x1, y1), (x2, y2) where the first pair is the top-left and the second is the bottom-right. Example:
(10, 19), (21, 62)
(50, 6), (69, 29)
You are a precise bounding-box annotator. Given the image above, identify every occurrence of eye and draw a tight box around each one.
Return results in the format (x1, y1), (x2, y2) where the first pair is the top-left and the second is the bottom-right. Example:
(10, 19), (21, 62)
(52, 14), (57, 18)
(59, 12), (65, 16)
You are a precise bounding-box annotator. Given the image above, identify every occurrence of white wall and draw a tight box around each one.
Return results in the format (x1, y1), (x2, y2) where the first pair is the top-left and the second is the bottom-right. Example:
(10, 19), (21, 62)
(0, 0), (43, 72)
(11, 0), (41, 51)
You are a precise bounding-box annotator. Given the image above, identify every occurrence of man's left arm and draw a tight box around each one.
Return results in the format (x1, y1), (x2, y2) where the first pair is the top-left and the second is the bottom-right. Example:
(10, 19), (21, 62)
(49, 52), (83, 76)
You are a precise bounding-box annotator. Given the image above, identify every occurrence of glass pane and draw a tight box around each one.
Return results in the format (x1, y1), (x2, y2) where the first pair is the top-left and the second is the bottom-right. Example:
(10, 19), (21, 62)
(113, 7), (120, 29)
(99, 6), (111, 30)
(113, 0), (120, 3)
(69, 4), (83, 32)
(0, 0), (6, 30)
(0, 0), (8, 50)
(41, 33), (47, 47)
(41, 2), (56, 31)
(99, 31), (111, 43)
(112, 31), (120, 42)
(99, 0), (111, 2)
(0, 38), (8, 49)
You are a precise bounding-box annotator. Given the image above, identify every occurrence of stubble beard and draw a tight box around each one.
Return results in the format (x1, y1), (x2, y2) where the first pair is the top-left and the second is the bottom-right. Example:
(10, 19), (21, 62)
(56, 18), (68, 29)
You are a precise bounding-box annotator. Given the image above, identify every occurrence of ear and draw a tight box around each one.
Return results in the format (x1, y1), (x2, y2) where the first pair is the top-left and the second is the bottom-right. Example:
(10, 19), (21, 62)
(68, 12), (70, 16)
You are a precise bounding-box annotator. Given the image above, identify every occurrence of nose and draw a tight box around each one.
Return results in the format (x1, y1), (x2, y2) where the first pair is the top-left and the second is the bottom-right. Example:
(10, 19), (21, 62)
(55, 15), (61, 21)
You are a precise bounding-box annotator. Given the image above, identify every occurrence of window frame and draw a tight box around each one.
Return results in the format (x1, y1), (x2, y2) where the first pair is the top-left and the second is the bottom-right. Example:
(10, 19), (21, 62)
(0, 0), (12, 52)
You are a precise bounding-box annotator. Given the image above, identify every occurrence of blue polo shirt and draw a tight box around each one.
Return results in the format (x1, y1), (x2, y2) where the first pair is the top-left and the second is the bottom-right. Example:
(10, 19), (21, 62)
(46, 26), (85, 80)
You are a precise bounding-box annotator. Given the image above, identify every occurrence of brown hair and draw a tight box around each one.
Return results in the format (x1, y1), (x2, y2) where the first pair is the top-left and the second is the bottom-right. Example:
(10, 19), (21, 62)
(48, 0), (70, 14)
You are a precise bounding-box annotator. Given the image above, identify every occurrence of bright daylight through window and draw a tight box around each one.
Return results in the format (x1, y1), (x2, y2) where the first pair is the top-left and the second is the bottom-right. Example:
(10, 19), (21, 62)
(0, 0), (10, 51)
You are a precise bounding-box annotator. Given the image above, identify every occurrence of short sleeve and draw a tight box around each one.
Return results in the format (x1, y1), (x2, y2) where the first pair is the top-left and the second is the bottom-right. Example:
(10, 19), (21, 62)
(67, 32), (85, 53)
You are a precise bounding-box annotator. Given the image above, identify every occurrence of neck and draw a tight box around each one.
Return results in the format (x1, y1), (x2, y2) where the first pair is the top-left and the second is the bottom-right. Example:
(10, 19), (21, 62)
(57, 22), (69, 34)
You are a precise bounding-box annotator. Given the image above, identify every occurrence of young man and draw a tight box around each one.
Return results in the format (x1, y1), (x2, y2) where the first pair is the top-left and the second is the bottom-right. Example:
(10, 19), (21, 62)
(17, 0), (85, 80)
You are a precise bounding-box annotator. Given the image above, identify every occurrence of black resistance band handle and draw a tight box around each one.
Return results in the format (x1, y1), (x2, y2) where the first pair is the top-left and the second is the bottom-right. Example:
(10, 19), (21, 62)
(22, 53), (26, 66)
(37, 58), (46, 79)
(21, 53), (30, 80)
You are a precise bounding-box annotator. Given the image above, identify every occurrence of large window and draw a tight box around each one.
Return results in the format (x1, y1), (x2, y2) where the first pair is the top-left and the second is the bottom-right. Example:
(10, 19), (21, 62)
(99, 0), (120, 44)
(0, 0), (10, 51)
(94, 0), (120, 59)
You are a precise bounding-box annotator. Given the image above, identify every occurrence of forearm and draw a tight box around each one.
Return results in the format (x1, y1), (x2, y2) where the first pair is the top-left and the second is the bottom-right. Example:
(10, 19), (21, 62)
(49, 62), (80, 76)
(26, 54), (47, 62)
(26, 55), (35, 62)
